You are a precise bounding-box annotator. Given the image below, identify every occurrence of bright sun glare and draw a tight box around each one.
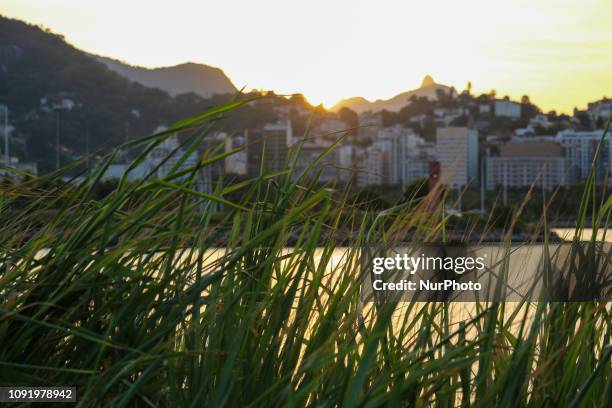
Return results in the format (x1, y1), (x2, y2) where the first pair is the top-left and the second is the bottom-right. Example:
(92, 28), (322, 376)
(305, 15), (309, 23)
(2, 0), (611, 112)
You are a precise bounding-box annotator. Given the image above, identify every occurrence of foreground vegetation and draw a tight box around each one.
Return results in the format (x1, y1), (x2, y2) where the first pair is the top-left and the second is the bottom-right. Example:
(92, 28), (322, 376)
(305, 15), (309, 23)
(0, 101), (610, 407)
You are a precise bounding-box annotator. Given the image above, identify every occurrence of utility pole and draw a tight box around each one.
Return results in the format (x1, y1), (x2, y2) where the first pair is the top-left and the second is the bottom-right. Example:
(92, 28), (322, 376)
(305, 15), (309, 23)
(503, 161), (508, 206)
(124, 122), (130, 161)
(56, 111), (60, 171)
(85, 132), (90, 170)
(3, 105), (8, 165)
(2, 105), (8, 276)
(480, 155), (485, 216)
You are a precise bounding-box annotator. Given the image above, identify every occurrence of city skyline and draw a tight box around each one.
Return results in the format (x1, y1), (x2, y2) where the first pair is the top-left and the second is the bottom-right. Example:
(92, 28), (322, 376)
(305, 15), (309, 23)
(2, 0), (611, 114)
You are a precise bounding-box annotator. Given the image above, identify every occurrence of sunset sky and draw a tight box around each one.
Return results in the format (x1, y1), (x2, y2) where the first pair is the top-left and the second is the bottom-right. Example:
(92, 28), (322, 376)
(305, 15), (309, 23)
(2, 0), (611, 113)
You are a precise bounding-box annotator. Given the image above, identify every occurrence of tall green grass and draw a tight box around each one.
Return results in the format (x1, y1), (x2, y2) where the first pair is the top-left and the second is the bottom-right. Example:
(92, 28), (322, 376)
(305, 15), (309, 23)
(0, 101), (610, 407)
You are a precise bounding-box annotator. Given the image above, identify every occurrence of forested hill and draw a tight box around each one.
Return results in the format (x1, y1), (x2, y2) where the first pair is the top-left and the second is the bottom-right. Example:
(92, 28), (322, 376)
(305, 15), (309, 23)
(0, 16), (234, 173)
(96, 57), (237, 98)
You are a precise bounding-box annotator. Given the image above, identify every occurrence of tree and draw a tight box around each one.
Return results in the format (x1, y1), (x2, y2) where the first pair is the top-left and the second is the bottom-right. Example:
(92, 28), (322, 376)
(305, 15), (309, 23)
(450, 115), (469, 126)
(574, 112), (591, 129)
(289, 93), (307, 105)
(338, 107), (358, 129)
(435, 89), (455, 108)
(520, 95), (538, 119)
(400, 178), (428, 204)
(397, 97), (434, 121)
(380, 110), (398, 127)
(350, 188), (390, 211)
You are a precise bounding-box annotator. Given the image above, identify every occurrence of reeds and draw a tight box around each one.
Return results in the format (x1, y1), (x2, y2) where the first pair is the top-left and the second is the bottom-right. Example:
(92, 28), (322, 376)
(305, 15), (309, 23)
(0, 101), (610, 407)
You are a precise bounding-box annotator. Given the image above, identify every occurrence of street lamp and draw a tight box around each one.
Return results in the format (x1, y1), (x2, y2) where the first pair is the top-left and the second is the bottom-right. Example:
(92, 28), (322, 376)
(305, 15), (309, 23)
(2, 105), (8, 165)
(2, 105), (8, 276)
(56, 111), (60, 170)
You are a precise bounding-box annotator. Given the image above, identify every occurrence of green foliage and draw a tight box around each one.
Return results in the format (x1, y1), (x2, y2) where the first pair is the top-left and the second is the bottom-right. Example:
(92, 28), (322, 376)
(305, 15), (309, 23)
(338, 107), (359, 129)
(400, 177), (429, 204)
(460, 185), (610, 223)
(350, 186), (394, 211)
(0, 102), (610, 407)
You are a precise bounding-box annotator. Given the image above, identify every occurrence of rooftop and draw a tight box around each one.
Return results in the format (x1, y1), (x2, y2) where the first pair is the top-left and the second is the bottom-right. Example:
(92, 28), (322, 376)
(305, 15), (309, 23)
(500, 141), (562, 157)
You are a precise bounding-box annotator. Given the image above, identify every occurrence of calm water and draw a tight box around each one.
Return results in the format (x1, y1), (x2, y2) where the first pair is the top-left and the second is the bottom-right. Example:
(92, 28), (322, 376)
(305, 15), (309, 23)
(552, 228), (611, 242)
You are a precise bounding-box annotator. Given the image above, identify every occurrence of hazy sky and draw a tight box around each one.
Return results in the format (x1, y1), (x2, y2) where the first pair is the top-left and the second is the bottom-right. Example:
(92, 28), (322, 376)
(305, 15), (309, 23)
(2, 0), (611, 113)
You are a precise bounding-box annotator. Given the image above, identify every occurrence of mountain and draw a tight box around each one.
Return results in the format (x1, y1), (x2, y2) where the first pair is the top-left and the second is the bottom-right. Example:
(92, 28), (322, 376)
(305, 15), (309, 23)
(95, 57), (237, 98)
(332, 75), (455, 113)
(0, 15), (231, 172)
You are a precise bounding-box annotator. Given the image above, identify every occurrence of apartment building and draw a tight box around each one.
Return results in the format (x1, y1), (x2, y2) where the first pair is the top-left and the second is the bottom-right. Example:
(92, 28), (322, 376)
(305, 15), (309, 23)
(486, 141), (569, 190)
(436, 127), (478, 188)
(556, 129), (611, 185)
(246, 121), (292, 177)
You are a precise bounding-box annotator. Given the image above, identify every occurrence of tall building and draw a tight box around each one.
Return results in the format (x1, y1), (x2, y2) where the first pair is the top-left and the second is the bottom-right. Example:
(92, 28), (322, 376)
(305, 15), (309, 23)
(357, 139), (391, 186)
(246, 121), (292, 177)
(335, 144), (356, 184)
(383, 126), (420, 183)
(486, 141), (569, 191)
(556, 129), (611, 185)
(381, 126), (434, 186)
(435, 127), (479, 188)
(355, 126), (435, 187)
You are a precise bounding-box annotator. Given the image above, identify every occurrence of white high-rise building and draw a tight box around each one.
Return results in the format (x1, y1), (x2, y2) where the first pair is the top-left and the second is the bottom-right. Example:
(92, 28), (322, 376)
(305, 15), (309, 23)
(335, 144), (355, 184)
(379, 126), (434, 186)
(436, 127), (479, 188)
(356, 126), (434, 187)
(358, 139), (391, 186)
(555, 129), (611, 185)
